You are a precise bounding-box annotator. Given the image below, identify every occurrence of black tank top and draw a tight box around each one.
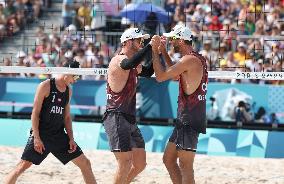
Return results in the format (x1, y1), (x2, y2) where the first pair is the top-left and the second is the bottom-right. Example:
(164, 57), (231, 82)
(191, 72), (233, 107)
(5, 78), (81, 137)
(38, 78), (69, 136)
(177, 51), (208, 133)
(106, 68), (137, 116)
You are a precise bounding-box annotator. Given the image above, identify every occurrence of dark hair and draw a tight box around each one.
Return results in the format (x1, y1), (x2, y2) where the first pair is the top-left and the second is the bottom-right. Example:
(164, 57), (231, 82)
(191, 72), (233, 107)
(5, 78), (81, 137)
(63, 60), (80, 68)
(238, 101), (246, 108)
(184, 35), (194, 46)
(184, 40), (193, 46)
(255, 107), (266, 120)
(76, 48), (84, 55)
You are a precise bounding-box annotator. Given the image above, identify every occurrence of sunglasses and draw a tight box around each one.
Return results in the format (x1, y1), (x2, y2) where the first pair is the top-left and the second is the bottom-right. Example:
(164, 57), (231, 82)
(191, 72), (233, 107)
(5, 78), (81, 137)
(73, 75), (80, 81)
(169, 36), (179, 41)
(133, 38), (144, 45)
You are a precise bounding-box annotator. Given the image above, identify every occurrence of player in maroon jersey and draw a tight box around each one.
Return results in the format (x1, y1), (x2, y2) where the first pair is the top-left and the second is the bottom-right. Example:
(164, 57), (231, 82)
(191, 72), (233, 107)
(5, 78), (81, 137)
(103, 28), (154, 184)
(151, 25), (208, 184)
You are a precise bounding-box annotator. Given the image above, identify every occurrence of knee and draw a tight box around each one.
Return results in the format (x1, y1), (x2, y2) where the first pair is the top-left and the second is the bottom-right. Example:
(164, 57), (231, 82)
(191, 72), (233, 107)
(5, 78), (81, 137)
(81, 158), (92, 169)
(179, 160), (193, 173)
(133, 161), (146, 173)
(163, 155), (176, 168)
(118, 159), (132, 171)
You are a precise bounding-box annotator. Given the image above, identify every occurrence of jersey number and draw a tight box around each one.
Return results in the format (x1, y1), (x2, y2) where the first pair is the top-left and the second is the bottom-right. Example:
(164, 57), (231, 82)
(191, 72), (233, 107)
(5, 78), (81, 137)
(52, 95), (55, 103)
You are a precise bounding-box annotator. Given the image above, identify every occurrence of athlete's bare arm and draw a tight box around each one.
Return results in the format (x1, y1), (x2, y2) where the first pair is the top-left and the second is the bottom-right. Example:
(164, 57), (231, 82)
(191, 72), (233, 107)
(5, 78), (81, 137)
(152, 35), (203, 94)
(64, 88), (73, 140)
(31, 80), (49, 154)
(136, 64), (142, 74)
(159, 36), (175, 68)
(154, 55), (187, 80)
(107, 55), (130, 93)
(152, 36), (188, 82)
(64, 88), (77, 153)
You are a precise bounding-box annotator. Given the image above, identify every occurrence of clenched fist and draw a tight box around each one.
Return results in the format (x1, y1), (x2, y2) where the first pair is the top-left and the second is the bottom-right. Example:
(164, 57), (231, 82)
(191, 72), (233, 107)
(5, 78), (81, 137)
(151, 35), (161, 53)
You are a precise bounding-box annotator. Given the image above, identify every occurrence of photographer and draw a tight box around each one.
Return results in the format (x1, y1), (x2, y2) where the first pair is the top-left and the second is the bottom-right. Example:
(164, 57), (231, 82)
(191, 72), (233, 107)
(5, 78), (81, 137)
(234, 101), (253, 123)
(207, 97), (220, 121)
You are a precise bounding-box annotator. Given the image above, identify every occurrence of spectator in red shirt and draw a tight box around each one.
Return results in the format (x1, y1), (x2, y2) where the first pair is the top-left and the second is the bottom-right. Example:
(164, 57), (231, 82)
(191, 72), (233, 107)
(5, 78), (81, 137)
(208, 16), (223, 32)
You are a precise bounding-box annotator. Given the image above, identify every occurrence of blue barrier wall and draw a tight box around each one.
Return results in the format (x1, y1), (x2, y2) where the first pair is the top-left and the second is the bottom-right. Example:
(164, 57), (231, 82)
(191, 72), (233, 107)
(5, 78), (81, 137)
(0, 119), (283, 158)
(0, 77), (283, 122)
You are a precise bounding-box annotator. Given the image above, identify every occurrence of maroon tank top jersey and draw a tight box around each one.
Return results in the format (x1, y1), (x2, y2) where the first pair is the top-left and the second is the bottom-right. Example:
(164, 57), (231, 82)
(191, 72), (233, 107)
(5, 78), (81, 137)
(106, 68), (137, 116)
(177, 51), (208, 133)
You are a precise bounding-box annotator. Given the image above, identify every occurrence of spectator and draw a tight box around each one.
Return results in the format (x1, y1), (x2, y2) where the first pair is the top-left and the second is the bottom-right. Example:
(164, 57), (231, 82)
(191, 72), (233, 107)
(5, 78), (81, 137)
(238, 1), (250, 22)
(32, 0), (42, 19)
(254, 107), (269, 123)
(90, 0), (106, 31)
(164, 0), (178, 14)
(43, 0), (51, 8)
(216, 42), (227, 60)
(268, 113), (279, 124)
(41, 42), (57, 67)
(15, 50), (27, 66)
(4, 0), (19, 35)
(225, 52), (238, 70)
(200, 39), (218, 70)
(15, 51), (33, 77)
(62, 0), (78, 28)
(266, 8), (280, 25)
(245, 15), (255, 35)
(3, 0), (283, 86)
(14, 0), (26, 28)
(253, 19), (265, 36)
(74, 48), (87, 67)
(234, 101), (253, 123)
(208, 16), (223, 32)
(192, 4), (205, 23)
(0, 58), (14, 77)
(211, 0), (222, 16)
(271, 23), (281, 37)
(64, 50), (74, 63)
(233, 42), (249, 67)
(143, 12), (165, 36)
(85, 43), (98, 68)
(24, 0), (35, 23)
(220, 19), (230, 38)
(76, 1), (91, 30)
(0, 3), (6, 40)
(236, 21), (249, 36)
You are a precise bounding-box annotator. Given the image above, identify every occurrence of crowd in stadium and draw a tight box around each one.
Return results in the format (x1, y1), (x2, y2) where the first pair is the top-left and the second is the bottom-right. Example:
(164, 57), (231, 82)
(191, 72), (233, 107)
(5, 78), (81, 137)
(0, 0), (46, 40)
(1, 0), (284, 84)
(0, 0), (283, 124)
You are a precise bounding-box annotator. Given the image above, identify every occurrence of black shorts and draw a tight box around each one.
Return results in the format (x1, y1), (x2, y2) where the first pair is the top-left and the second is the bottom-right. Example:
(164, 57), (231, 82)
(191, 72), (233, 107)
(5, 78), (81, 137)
(169, 125), (199, 152)
(103, 112), (145, 152)
(21, 134), (83, 165)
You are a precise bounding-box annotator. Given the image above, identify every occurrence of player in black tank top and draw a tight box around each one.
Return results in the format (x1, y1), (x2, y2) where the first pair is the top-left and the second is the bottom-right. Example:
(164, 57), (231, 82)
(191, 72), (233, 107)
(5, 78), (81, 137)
(5, 61), (97, 184)
(37, 78), (69, 137)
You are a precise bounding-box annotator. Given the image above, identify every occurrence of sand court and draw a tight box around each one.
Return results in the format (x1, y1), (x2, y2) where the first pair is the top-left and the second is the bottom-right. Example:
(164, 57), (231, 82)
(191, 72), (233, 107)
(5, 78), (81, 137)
(1, 146), (284, 184)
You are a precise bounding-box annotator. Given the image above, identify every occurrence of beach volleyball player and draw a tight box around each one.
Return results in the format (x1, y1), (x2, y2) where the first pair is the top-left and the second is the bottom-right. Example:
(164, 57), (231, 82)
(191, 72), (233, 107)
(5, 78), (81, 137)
(103, 28), (154, 184)
(4, 61), (97, 184)
(151, 25), (208, 184)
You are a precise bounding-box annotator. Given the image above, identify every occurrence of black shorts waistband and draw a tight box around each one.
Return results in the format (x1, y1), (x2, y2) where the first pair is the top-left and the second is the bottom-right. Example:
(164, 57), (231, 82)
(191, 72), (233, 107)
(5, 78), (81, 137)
(103, 111), (136, 124)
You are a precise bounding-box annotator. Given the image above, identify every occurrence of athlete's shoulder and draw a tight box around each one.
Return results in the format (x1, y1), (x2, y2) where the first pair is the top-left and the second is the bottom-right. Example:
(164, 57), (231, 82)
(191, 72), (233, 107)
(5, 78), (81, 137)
(109, 54), (128, 71)
(68, 85), (72, 96)
(37, 79), (51, 97)
(180, 54), (198, 64)
(39, 79), (50, 88)
(110, 54), (127, 64)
